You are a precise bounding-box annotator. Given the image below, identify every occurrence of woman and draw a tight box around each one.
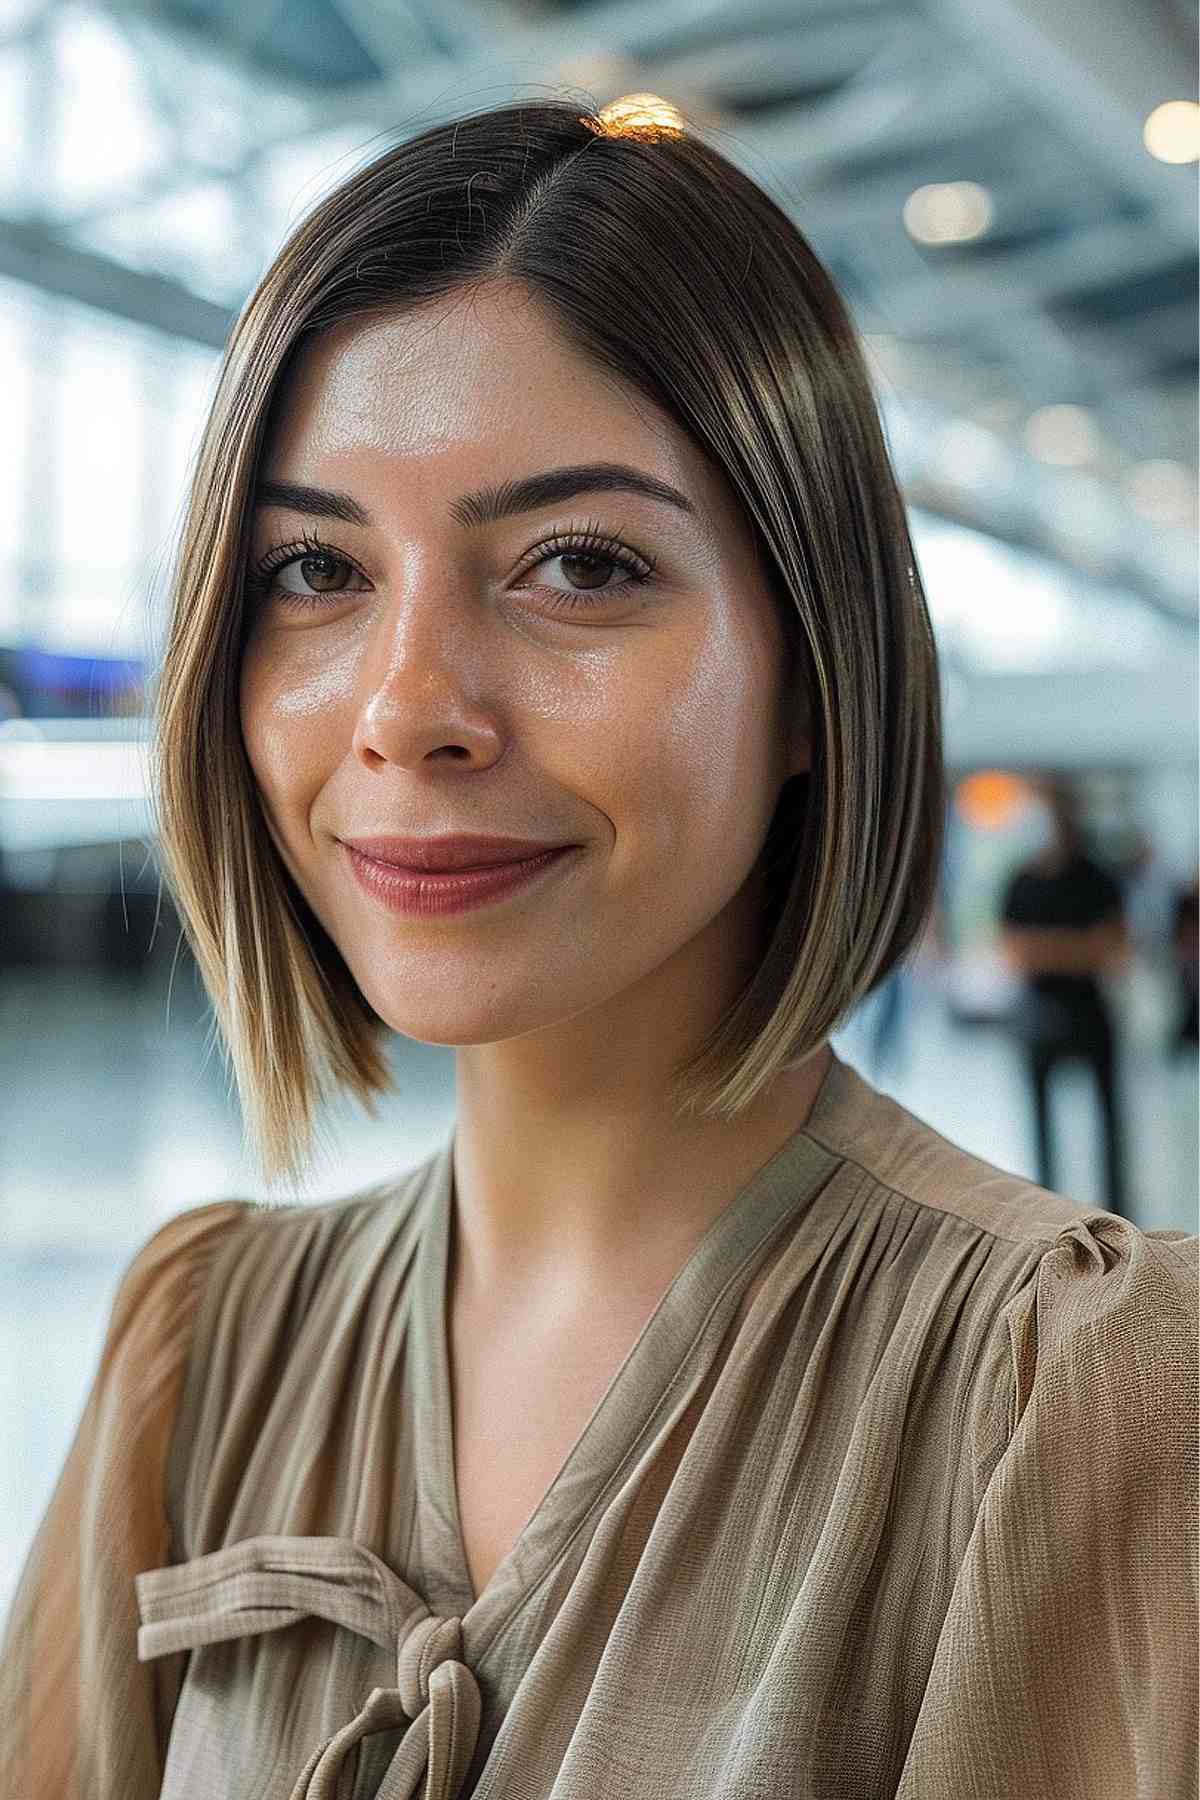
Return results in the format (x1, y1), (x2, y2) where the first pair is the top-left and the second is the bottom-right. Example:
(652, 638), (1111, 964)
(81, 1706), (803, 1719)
(1, 98), (1194, 1800)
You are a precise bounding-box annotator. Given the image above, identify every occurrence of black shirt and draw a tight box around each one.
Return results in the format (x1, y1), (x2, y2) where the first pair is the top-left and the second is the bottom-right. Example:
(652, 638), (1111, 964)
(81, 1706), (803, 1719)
(1000, 851), (1125, 1008)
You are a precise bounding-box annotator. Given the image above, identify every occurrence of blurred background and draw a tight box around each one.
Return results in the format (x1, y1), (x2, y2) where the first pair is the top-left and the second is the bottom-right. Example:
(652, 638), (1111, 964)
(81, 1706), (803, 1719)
(0, 0), (1196, 1620)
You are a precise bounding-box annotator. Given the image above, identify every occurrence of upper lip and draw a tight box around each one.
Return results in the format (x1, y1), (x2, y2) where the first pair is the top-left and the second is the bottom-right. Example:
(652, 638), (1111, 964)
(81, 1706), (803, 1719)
(342, 834), (573, 872)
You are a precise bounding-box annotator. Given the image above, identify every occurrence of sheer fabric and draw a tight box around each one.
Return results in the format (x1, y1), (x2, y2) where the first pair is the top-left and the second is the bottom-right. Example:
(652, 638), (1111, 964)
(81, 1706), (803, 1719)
(0, 1201), (249, 1796)
(2, 1053), (1195, 1798)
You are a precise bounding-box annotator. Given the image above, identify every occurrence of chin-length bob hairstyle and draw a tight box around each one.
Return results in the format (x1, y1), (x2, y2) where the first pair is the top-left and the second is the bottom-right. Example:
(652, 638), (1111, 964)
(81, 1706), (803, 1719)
(153, 95), (945, 1189)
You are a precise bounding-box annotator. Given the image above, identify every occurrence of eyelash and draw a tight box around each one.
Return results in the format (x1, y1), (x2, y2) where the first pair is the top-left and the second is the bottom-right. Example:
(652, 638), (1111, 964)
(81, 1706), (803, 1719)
(246, 521), (659, 614)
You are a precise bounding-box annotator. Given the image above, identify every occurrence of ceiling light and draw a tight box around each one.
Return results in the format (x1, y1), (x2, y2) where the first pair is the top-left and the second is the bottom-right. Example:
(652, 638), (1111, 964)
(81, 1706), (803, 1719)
(1143, 100), (1200, 164)
(902, 182), (993, 245)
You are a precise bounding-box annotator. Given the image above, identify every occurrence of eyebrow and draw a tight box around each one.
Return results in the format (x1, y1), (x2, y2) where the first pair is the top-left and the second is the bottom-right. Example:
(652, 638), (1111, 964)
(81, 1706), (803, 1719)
(253, 462), (697, 530)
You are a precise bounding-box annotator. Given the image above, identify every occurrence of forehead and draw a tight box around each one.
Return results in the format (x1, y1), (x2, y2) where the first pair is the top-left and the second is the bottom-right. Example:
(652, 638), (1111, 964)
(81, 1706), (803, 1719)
(262, 282), (737, 530)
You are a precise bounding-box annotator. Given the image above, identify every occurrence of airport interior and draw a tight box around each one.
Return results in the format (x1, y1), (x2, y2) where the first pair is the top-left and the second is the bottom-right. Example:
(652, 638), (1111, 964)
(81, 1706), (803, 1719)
(0, 0), (1196, 1639)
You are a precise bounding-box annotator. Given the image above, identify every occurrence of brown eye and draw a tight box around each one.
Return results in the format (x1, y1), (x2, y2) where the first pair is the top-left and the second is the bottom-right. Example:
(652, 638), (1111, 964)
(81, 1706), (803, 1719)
(520, 528), (658, 613)
(277, 553), (352, 595)
(556, 552), (621, 590)
(248, 536), (368, 610)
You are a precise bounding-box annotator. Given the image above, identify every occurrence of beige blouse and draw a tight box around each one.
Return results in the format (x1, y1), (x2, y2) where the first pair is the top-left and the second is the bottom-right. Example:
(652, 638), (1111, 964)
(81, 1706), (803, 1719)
(2, 1049), (1196, 1798)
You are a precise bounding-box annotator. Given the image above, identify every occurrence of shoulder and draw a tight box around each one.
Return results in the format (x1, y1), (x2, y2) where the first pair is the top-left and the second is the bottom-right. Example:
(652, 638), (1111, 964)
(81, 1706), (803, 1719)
(104, 1142), (447, 1375)
(856, 1101), (1199, 1798)
(226, 1140), (445, 1278)
(105, 1198), (259, 1367)
(142, 1142), (448, 1366)
(805, 1051), (1194, 1404)
(805, 1054), (1116, 1246)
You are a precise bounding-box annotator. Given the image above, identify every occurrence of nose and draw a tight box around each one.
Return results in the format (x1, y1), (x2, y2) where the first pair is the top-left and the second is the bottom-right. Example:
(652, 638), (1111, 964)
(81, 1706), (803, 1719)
(352, 680), (504, 773)
(350, 594), (505, 774)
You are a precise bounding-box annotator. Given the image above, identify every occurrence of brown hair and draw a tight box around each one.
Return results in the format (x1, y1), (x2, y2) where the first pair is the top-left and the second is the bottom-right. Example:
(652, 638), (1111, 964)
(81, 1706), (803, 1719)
(152, 96), (945, 1189)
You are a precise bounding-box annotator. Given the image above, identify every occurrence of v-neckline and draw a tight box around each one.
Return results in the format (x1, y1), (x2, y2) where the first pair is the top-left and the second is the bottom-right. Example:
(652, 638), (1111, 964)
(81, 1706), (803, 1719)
(408, 1057), (846, 1627)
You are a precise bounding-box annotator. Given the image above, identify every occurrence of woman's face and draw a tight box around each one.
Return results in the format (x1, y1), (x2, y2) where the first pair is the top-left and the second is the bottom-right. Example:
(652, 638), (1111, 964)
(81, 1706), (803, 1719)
(240, 282), (810, 1055)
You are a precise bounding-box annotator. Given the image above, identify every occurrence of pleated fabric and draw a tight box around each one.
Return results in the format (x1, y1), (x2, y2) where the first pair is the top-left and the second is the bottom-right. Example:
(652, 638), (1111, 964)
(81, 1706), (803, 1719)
(2, 1049), (1196, 1799)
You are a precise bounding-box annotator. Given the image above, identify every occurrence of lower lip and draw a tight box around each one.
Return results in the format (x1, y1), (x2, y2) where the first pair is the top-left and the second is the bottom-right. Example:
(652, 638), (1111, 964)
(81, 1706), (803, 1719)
(342, 843), (577, 916)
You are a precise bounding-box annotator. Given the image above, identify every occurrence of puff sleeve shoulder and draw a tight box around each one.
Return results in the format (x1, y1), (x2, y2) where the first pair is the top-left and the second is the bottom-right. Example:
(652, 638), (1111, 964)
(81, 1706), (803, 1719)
(0, 1199), (255, 1800)
(897, 1215), (1199, 1800)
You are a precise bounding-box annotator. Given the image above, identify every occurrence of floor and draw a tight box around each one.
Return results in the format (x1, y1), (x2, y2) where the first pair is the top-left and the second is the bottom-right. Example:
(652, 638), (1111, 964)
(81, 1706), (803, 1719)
(1, 952), (1195, 1625)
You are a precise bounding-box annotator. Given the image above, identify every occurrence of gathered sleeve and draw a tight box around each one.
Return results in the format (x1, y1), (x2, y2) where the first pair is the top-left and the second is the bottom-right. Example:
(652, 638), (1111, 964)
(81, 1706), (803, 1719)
(0, 1199), (255, 1800)
(898, 1216), (1199, 1800)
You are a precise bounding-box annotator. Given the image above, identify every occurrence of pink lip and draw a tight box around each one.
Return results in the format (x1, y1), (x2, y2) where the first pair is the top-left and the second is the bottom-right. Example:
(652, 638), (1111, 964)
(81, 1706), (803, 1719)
(342, 834), (572, 872)
(342, 841), (576, 918)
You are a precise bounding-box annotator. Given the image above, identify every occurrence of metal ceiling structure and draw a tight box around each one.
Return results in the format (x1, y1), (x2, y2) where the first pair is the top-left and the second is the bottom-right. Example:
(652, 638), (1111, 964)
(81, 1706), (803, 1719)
(0, 0), (1196, 620)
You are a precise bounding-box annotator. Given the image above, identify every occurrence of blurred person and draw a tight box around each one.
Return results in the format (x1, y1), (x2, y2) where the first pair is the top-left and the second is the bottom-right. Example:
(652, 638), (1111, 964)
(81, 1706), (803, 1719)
(1168, 868), (1199, 1054)
(998, 775), (1131, 1217)
(0, 98), (1195, 1800)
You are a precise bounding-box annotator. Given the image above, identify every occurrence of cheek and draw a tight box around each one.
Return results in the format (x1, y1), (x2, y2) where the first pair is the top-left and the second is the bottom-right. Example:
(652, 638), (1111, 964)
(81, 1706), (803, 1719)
(650, 625), (781, 826)
(238, 648), (338, 829)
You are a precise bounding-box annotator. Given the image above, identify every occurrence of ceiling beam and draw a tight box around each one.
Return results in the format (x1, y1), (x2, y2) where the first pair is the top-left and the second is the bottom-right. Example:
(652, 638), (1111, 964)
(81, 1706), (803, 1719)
(0, 217), (234, 348)
(877, 217), (1188, 340)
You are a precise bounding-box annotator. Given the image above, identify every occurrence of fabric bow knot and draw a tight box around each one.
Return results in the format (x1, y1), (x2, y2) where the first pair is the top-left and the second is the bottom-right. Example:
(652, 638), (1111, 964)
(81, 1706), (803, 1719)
(136, 1534), (482, 1799)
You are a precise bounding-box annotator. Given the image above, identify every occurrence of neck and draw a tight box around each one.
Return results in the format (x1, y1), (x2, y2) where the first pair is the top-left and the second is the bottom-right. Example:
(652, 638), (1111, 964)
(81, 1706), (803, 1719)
(450, 1042), (832, 1305)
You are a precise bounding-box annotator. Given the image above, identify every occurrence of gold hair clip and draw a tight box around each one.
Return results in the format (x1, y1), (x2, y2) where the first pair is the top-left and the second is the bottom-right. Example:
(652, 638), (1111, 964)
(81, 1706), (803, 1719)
(582, 94), (686, 142)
